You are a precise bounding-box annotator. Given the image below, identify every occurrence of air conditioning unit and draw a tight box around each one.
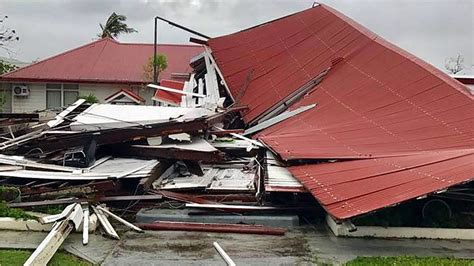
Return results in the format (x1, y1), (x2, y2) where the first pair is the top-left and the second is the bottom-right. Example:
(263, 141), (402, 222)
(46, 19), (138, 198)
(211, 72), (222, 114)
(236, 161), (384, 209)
(13, 85), (29, 97)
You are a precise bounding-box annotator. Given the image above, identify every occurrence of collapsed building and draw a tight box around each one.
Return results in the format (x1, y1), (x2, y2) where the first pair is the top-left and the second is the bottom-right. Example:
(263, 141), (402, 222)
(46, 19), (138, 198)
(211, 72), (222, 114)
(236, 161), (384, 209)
(0, 3), (473, 264)
(205, 3), (473, 220)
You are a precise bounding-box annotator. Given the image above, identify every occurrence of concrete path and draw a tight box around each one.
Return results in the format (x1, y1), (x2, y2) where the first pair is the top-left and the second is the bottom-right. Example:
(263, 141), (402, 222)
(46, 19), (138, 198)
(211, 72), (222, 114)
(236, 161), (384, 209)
(1, 224), (473, 265)
(102, 226), (474, 265)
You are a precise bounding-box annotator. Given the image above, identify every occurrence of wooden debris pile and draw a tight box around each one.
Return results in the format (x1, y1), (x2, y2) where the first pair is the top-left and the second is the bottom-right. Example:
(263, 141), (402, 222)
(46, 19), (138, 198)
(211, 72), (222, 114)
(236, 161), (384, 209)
(0, 94), (310, 264)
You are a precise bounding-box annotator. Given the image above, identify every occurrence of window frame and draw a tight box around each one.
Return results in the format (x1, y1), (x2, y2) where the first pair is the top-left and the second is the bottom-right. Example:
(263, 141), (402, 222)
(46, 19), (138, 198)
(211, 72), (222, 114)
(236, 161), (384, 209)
(46, 83), (79, 108)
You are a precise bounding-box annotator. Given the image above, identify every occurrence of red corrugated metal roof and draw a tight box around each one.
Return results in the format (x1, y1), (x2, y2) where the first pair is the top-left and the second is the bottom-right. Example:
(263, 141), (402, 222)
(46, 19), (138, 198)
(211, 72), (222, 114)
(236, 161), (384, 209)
(154, 79), (185, 105)
(208, 5), (472, 124)
(209, 4), (474, 219)
(105, 88), (145, 103)
(1, 38), (204, 84)
(290, 149), (474, 219)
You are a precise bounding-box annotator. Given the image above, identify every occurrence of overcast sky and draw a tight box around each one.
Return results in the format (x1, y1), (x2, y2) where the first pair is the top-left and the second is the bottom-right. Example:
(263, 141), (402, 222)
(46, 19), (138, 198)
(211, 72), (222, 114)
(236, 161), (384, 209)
(0, 0), (472, 74)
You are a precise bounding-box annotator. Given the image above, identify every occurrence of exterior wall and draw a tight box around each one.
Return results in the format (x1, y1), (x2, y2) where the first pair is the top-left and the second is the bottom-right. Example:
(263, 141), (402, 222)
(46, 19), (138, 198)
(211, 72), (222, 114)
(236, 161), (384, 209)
(12, 83), (46, 113)
(0, 82), (157, 113)
(79, 84), (155, 105)
(0, 83), (12, 113)
(79, 84), (118, 102)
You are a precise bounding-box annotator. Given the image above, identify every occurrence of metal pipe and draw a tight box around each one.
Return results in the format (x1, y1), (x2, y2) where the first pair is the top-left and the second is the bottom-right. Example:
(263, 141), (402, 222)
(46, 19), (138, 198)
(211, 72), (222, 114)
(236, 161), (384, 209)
(153, 17), (158, 84)
(155, 16), (210, 39)
(213, 242), (236, 266)
(152, 15), (211, 85)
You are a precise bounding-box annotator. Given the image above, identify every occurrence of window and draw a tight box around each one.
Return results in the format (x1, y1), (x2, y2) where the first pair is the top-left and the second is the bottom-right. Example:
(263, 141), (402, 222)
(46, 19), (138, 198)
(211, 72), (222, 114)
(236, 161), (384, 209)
(63, 84), (79, 106)
(46, 83), (79, 109)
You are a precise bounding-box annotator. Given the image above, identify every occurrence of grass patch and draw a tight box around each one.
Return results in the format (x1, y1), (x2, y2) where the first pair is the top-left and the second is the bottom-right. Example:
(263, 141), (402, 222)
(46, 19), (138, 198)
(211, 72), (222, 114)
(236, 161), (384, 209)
(0, 201), (35, 220)
(346, 256), (474, 266)
(31, 205), (64, 215)
(0, 249), (92, 265)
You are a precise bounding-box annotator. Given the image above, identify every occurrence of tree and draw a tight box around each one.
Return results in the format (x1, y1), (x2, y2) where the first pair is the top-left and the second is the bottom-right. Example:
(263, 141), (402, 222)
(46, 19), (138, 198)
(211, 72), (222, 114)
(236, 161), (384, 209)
(0, 15), (20, 52)
(0, 60), (18, 74)
(445, 54), (464, 74)
(98, 12), (137, 39)
(79, 93), (99, 104)
(143, 54), (168, 82)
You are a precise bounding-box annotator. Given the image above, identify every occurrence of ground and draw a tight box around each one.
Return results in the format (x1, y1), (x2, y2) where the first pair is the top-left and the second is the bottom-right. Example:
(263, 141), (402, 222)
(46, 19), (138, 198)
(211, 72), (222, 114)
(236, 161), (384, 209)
(0, 223), (473, 265)
(347, 256), (474, 266)
(0, 249), (90, 265)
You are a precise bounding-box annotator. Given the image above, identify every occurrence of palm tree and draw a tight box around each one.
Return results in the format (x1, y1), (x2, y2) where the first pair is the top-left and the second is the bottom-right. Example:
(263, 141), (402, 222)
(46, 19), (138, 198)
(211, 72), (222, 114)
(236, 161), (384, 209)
(99, 12), (137, 39)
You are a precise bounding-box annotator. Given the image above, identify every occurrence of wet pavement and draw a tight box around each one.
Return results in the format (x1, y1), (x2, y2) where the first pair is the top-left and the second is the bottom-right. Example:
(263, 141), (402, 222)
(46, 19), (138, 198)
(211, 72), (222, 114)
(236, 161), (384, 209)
(102, 225), (474, 265)
(1, 224), (473, 265)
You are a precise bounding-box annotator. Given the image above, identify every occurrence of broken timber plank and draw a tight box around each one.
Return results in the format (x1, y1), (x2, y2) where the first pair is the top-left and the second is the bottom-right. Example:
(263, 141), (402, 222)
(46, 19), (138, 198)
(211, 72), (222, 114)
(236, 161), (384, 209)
(96, 206), (143, 233)
(92, 206), (119, 240)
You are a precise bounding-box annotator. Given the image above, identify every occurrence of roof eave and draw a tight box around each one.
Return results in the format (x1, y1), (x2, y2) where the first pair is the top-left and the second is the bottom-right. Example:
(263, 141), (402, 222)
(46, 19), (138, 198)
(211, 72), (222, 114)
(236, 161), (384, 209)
(0, 77), (149, 85)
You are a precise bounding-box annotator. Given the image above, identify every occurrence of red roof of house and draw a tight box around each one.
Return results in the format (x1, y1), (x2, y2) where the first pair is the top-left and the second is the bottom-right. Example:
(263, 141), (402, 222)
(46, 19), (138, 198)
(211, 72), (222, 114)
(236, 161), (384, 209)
(153, 79), (185, 105)
(1, 38), (204, 84)
(209, 4), (474, 220)
(105, 88), (145, 103)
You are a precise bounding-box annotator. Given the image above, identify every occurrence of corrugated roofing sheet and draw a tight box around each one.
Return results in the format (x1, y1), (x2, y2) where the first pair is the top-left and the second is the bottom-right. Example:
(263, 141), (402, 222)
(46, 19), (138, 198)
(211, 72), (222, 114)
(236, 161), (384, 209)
(1, 38), (204, 84)
(290, 149), (474, 219)
(208, 5), (473, 124)
(155, 79), (185, 105)
(209, 4), (474, 219)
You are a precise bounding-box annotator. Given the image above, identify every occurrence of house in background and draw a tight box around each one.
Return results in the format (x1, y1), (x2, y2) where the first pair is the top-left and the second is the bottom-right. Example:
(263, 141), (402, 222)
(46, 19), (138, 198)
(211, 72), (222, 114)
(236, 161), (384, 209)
(0, 37), (203, 113)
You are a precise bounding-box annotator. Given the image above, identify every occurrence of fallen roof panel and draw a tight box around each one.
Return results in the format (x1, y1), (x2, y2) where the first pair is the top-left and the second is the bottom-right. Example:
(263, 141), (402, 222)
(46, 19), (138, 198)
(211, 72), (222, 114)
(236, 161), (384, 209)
(69, 104), (216, 131)
(209, 4), (472, 124)
(209, 4), (474, 219)
(249, 7), (473, 159)
(290, 149), (474, 220)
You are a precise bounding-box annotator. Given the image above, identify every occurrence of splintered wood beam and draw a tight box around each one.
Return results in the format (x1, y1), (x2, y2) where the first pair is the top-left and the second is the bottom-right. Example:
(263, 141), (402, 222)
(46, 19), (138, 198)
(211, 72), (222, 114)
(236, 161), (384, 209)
(92, 205), (119, 240)
(96, 206), (143, 233)
(24, 204), (83, 266)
